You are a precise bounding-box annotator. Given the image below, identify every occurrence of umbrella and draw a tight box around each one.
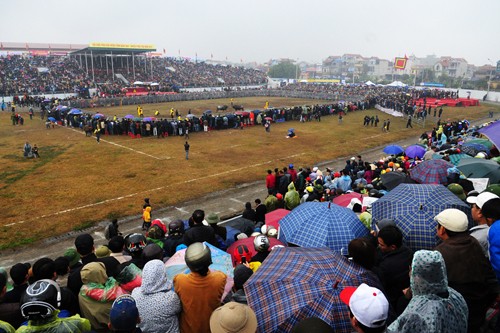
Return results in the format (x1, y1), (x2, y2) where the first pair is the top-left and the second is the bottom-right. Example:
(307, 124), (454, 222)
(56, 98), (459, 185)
(234, 111), (250, 116)
(221, 216), (255, 236)
(410, 159), (454, 184)
(186, 113), (194, 119)
(203, 110), (212, 115)
(164, 242), (234, 300)
(383, 144), (404, 155)
(479, 121), (500, 150)
(461, 143), (489, 157)
(68, 108), (82, 115)
(405, 145), (426, 159)
(133, 117), (142, 121)
(124, 114), (134, 119)
(47, 117), (56, 122)
(265, 209), (290, 229)
(264, 117), (273, 121)
(446, 153), (472, 166)
(466, 138), (494, 149)
(278, 202), (369, 252)
(142, 117), (156, 122)
(245, 247), (383, 333)
(380, 171), (415, 191)
(371, 184), (472, 251)
(226, 236), (285, 266)
(332, 192), (363, 207)
(93, 113), (105, 119)
(457, 159), (500, 183)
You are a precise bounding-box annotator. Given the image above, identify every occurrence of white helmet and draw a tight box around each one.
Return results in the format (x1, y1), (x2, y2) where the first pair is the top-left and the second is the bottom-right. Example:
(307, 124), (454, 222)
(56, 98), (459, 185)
(254, 235), (270, 252)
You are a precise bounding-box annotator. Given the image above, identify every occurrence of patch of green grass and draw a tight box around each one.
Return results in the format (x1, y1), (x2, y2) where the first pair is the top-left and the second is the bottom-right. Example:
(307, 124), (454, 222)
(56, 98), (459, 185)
(106, 211), (122, 220)
(72, 221), (95, 231)
(0, 237), (35, 250)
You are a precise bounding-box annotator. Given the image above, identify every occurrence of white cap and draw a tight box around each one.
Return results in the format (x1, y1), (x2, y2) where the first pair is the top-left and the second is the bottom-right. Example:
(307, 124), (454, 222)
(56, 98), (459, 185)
(340, 283), (389, 328)
(312, 167), (319, 172)
(434, 208), (468, 232)
(466, 192), (499, 209)
(350, 156), (356, 160)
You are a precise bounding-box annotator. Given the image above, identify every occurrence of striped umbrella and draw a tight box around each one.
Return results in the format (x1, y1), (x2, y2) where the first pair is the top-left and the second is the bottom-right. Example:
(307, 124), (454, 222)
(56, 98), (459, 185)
(410, 159), (454, 184)
(278, 202), (369, 252)
(371, 184), (471, 251)
(245, 247), (383, 333)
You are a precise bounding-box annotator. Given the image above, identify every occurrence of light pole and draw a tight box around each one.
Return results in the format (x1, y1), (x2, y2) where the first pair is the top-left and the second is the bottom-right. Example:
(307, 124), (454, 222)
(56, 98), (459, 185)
(487, 58), (494, 93)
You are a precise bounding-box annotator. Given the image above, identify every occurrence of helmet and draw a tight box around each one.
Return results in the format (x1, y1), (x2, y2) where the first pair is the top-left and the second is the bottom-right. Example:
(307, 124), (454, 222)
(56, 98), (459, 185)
(254, 235), (270, 252)
(267, 228), (278, 238)
(20, 279), (61, 320)
(124, 233), (147, 253)
(185, 242), (212, 273)
(233, 244), (251, 265)
(289, 164), (294, 169)
(260, 225), (268, 235)
(168, 220), (185, 235)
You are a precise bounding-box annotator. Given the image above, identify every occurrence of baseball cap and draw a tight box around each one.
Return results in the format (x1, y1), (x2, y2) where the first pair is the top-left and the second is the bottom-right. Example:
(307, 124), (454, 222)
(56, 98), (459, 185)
(434, 208), (468, 232)
(447, 183), (466, 200)
(109, 295), (139, 330)
(466, 192), (499, 209)
(210, 302), (257, 333)
(340, 283), (389, 328)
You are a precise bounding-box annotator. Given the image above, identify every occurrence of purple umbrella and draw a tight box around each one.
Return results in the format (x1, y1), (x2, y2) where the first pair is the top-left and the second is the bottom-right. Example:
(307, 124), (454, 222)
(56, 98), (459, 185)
(479, 120), (500, 150)
(405, 145), (426, 159)
(93, 113), (105, 119)
(410, 159), (454, 184)
(124, 114), (134, 119)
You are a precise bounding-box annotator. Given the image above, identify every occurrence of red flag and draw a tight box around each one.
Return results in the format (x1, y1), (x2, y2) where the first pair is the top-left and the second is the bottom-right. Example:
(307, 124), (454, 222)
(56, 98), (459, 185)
(394, 57), (407, 70)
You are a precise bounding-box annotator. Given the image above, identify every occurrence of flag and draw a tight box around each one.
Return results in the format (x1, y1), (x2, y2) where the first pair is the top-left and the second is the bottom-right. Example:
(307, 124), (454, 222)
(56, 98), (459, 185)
(394, 57), (407, 70)
(211, 53), (213, 59)
(163, 48), (166, 54)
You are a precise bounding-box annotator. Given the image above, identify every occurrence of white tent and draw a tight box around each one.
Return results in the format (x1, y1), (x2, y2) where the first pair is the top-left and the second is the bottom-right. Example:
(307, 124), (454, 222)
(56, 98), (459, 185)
(386, 81), (407, 87)
(365, 81), (376, 86)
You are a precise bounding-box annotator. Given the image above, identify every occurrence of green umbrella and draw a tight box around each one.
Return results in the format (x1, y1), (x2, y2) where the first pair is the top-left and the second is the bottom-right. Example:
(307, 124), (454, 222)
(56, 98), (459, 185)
(466, 138), (494, 149)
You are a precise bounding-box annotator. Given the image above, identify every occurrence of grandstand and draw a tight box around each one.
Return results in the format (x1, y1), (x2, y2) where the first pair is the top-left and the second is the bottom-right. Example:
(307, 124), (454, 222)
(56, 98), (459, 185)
(0, 42), (268, 97)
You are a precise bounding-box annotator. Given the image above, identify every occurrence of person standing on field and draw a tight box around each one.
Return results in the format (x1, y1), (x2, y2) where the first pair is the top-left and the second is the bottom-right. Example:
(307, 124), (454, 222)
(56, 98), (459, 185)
(184, 141), (190, 160)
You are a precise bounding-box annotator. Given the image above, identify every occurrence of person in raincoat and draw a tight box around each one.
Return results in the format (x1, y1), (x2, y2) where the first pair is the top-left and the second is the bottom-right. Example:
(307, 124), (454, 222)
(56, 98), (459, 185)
(284, 182), (300, 210)
(387, 250), (468, 333)
(132, 260), (181, 333)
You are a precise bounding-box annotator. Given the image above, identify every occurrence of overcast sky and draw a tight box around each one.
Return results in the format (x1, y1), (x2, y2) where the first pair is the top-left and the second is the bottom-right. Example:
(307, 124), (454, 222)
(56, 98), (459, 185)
(1, 0), (498, 66)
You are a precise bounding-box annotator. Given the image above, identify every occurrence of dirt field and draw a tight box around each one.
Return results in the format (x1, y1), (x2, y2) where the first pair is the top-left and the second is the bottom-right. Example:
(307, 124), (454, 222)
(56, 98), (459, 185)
(0, 96), (497, 249)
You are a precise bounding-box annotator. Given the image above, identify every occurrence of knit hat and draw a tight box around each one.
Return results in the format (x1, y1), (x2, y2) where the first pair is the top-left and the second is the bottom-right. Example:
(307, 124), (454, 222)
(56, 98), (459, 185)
(63, 248), (81, 267)
(340, 283), (389, 328)
(210, 302), (257, 333)
(434, 208), (468, 232)
(109, 295), (139, 331)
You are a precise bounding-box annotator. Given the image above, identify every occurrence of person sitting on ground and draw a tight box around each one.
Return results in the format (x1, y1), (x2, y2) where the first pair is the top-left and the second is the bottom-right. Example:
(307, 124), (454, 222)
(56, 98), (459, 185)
(18, 279), (91, 333)
(132, 259), (181, 333)
(174, 242), (227, 333)
(242, 202), (257, 222)
(210, 302), (257, 333)
(340, 283), (389, 333)
(108, 295), (141, 333)
(388, 250), (468, 333)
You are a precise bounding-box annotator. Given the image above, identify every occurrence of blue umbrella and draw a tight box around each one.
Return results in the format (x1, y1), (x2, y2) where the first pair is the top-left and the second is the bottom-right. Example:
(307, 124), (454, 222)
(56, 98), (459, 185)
(405, 145), (426, 159)
(93, 113), (105, 119)
(245, 247), (383, 333)
(278, 202), (369, 252)
(371, 184), (472, 251)
(383, 144), (404, 155)
(47, 117), (56, 122)
(68, 108), (82, 115)
(203, 110), (212, 115)
(461, 142), (489, 156)
(447, 153), (472, 166)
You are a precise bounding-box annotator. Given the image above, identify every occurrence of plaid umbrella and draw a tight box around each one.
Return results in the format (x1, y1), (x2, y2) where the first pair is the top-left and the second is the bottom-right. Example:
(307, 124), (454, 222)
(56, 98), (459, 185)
(457, 159), (500, 183)
(405, 145), (426, 159)
(466, 138), (494, 149)
(410, 159), (454, 184)
(371, 184), (471, 251)
(278, 202), (369, 252)
(383, 144), (404, 155)
(245, 247), (383, 333)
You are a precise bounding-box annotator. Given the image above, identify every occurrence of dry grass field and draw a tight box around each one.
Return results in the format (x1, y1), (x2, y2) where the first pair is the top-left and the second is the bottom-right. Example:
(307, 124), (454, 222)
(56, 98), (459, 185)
(0, 96), (497, 249)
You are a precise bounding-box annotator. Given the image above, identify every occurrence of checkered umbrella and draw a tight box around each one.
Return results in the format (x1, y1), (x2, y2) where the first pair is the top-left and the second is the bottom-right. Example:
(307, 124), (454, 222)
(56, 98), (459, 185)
(371, 184), (471, 251)
(410, 159), (454, 184)
(278, 202), (369, 252)
(461, 143), (489, 157)
(245, 247), (383, 333)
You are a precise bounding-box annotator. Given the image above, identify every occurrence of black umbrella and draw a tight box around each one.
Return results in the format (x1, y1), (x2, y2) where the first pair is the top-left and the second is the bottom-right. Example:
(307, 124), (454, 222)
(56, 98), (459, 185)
(381, 171), (415, 190)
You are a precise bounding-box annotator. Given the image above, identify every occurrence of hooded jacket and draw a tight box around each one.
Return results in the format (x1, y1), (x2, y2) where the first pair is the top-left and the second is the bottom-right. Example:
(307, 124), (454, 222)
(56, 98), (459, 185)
(15, 311), (90, 333)
(131, 260), (181, 333)
(284, 182), (300, 210)
(387, 250), (468, 333)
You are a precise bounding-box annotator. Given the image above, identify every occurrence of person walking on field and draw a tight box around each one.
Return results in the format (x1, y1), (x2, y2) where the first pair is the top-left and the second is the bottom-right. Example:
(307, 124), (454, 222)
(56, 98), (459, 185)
(184, 141), (190, 160)
(406, 115), (413, 128)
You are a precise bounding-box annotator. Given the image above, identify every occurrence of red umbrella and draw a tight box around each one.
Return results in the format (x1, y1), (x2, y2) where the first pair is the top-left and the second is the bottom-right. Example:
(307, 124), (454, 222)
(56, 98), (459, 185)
(332, 192), (363, 207)
(265, 209), (290, 229)
(264, 117), (273, 122)
(234, 111), (249, 117)
(227, 236), (285, 266)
